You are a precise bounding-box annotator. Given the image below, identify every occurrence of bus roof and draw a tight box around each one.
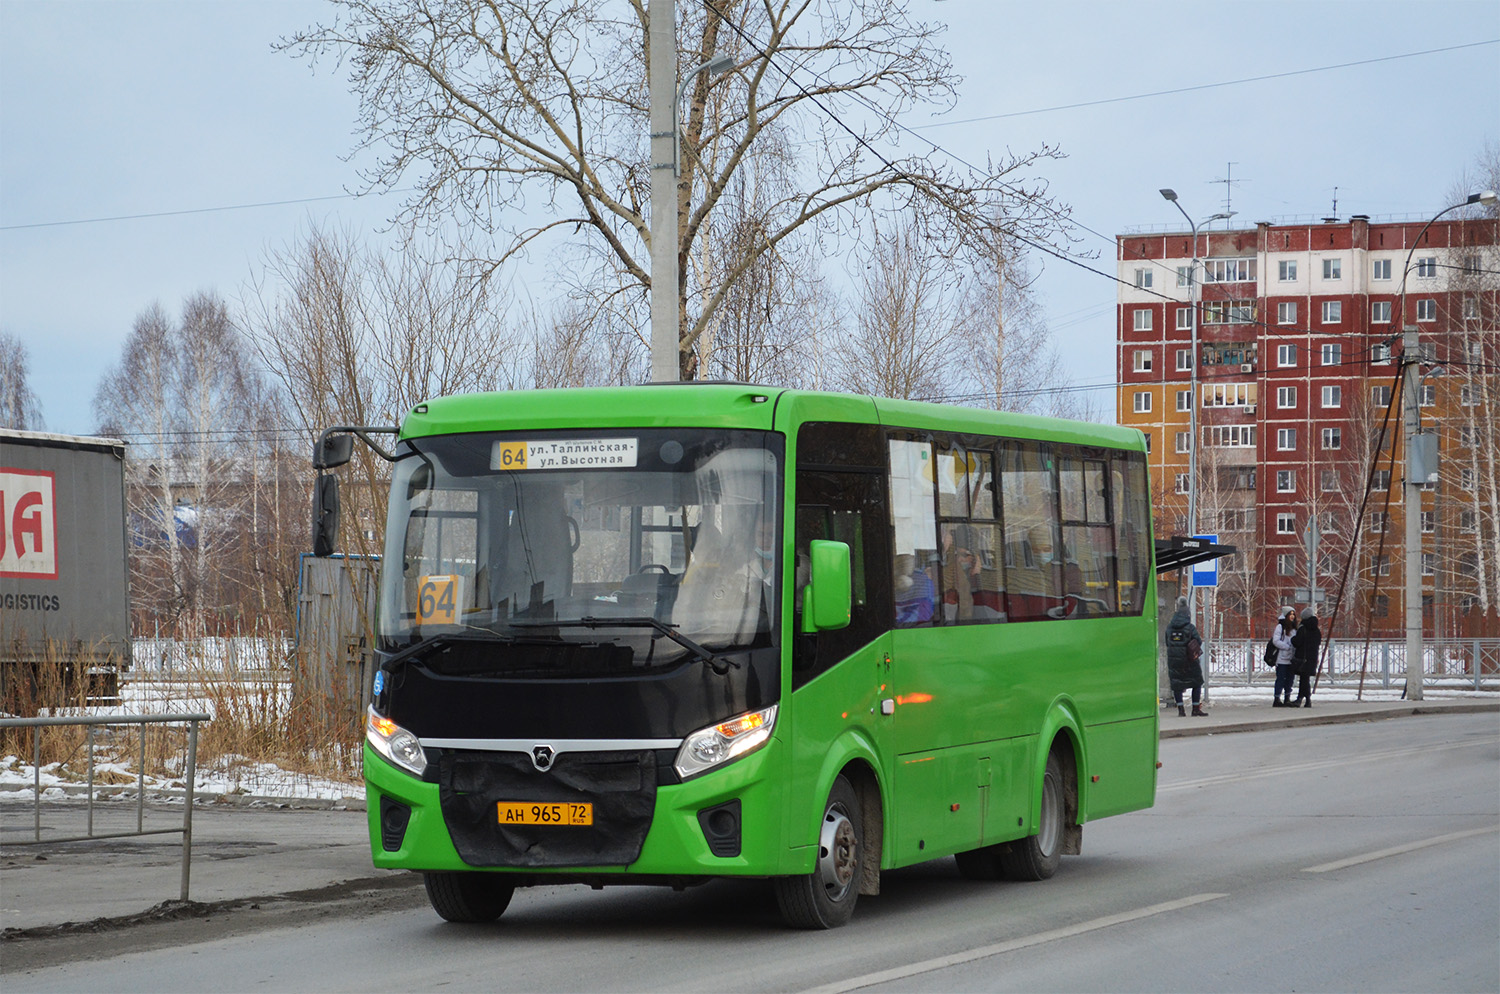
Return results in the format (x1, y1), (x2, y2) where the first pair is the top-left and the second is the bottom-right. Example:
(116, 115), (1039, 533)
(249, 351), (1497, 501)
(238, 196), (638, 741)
(399, 384), (1145, 453)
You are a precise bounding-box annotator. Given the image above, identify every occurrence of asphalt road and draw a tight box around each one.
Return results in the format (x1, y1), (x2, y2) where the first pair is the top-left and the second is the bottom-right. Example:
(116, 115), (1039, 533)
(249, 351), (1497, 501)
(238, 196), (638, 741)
(4, 714), (1497, 993)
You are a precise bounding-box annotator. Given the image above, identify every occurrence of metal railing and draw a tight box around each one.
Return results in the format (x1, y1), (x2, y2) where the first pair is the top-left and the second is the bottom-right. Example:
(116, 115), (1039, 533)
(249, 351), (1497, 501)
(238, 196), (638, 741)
(1204, 639), (1500, 690)
(0, 712), (212, 902)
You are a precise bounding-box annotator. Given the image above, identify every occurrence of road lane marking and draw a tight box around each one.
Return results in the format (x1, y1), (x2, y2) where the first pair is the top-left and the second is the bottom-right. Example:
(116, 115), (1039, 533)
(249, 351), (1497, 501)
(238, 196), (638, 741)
(799, 893), (1228, 994)
(1301, 825), (1499, 873)
(1160, 737), (1496, 793)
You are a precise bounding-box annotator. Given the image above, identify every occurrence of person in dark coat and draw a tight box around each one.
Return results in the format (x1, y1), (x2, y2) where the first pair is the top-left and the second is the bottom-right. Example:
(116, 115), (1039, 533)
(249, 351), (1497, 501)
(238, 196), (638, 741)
(1290, 606), (1321, 708)
(1164, 596), (1206, 716)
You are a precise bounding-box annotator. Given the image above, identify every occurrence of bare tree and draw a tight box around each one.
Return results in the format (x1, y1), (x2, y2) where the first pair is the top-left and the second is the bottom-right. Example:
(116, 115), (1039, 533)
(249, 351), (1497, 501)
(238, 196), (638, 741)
(0, 330), (45, 430)
(281, 0), (1069, 377)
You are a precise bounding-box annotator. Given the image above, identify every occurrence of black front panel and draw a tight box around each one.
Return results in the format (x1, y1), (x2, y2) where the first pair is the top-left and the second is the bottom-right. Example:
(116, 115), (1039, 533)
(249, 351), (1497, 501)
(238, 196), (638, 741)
(438, 750), (656, 868)
(384, 645), (778, 740)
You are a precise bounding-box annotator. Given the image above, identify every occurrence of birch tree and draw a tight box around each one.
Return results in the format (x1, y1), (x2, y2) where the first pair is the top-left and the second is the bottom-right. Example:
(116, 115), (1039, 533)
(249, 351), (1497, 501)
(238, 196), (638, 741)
(281, 0), (1069, 377)
(0, 331), (45, 430)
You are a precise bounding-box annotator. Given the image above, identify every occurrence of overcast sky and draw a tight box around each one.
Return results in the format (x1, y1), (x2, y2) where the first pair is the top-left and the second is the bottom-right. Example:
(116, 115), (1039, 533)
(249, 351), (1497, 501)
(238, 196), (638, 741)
(2, 0), (1496, 435)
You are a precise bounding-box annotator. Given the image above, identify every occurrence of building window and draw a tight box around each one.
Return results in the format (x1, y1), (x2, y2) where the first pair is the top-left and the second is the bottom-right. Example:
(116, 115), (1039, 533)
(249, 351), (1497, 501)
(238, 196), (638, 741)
(1201, 300), (1255, 325)
(1175, 473), (1190, 495)
(1277, 469), (1295, 493)
(1321, 469), (1340, 492)
(1207, 425), (1256, 447)
(1203, 258), (1256, 283)
(1370, 511), (1388, 533)
(1277, 386), (1297, 409)
(1322, 258), (1342, 280)
(1416, 257), (1437, 279)
(1372, 594), (1390, 618)
(1321, 343), (1341, 366)
(1277, 301), (1297, 325)
(1416, 341), (1437, 362)
(1134, 308), (1152, 331)
(1463, 297), (1479, 320)
(1176, 348), (1191, 371)
(1134, 268), (1153, 288)
(1416, 298), (1437, 322)
(1175, 431), (1190, 453)
(1461, 468), (1476, 491)
(1371, 300), (1391, 323)
(1176, 307), (1194, 331)
(1133, 349), (1153, 372)
(1369, 554), (1391, 577)
(1371, 385), (1392, 407)
(1421, 552), (1434, 576)
(1419, 384), (1436, 407)
(1460, 509), (1477, 531)
(1321, 300), (1342, 324)
(1462, 254), (1481, 275)
(1458, 425), (1475, 447)
(1277, 427), (1296, 450)
(1277, 552), (1297, 575)
(1133, 391), (1151, 413)
(1372, 342), (1392, 363)
(1322, 427), (1341, 450)
(1373, 470), (1391, 491)
(1460, 385), (1478, 407)
(1276, 514), (1296, 536)
(1277, 344), (1296, 367)
(1321, 384), (1342, 408)
(1176, 389), (1192, 412)
(1278, 260), (1297, 282)
(1176, 265), (1193, 287)
(1421, 510), (1435, 533)
(1372, 258), (1392, 281)
(1469, 341), (1483, 362)
(1201, 383), (1254, 407)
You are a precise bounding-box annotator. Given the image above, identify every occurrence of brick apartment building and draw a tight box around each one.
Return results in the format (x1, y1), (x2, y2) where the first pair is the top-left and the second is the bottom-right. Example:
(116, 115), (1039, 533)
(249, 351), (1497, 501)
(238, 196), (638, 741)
(1116, 212), (1499, 642)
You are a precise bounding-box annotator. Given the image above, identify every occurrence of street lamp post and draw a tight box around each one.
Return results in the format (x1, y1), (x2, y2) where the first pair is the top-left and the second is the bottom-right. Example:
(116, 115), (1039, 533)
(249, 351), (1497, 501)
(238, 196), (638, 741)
(1396, 189), (1498, 700)
(1158, 189), (1232, 622)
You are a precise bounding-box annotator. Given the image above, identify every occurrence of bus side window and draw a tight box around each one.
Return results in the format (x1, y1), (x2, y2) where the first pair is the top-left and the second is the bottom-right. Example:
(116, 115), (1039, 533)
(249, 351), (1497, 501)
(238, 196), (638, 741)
(998, 441), (1065, 621)
(889, 438), (939, 626)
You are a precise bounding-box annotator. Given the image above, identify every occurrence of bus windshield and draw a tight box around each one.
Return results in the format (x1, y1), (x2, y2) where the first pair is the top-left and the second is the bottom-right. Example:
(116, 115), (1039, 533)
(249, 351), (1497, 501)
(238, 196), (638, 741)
(378, 428), (782, 665)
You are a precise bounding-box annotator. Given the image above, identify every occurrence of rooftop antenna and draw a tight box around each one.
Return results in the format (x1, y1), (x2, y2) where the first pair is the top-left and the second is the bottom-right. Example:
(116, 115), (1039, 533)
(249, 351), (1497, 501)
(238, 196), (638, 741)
(1210, 162), (1246, 222)
(1323, 186), (1340, 224)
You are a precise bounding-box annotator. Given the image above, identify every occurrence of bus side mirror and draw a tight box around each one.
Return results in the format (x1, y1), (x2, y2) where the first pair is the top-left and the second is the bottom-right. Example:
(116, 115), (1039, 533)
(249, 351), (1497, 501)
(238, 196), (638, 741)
(312, 474), (341, 557)
(801, 540), (851, 633)
(314, 433), (355, 470)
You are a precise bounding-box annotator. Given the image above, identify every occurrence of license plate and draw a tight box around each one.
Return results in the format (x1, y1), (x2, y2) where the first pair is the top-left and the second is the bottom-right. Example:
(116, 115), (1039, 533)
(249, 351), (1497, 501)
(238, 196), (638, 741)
(496, 801), (593, 826)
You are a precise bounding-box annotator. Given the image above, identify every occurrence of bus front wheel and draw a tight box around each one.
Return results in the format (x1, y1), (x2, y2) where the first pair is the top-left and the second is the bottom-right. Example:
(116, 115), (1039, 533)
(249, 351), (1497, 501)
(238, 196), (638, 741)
(774, 775), (862, 928)
(999, 750), (1065, 881)
(423, 871), (515, 923)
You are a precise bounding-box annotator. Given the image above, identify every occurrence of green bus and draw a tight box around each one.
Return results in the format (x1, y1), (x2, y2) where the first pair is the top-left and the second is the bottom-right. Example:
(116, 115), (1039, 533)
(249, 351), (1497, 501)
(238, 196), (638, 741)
(317, 384), (1159, 929)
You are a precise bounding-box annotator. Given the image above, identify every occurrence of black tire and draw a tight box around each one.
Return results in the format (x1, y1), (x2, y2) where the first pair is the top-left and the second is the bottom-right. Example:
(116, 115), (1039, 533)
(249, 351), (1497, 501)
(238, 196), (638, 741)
(423, 871), (515, 923)
(999, 751), (1065, 881)
(774, 775), (863, 929)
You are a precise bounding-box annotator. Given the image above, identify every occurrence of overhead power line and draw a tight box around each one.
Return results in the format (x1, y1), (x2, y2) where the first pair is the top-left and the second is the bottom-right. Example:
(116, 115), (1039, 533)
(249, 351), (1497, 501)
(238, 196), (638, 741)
(912, 40), (1500, 129)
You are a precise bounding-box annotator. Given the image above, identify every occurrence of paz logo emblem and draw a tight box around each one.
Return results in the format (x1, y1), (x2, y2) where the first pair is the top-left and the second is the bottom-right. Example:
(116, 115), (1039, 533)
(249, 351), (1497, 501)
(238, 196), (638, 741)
(530, 745), (556, 772)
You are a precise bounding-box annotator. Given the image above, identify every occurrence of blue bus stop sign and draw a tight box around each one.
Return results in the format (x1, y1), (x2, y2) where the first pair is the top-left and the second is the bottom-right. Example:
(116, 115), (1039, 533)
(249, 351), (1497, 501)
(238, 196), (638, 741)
(1191, 533), (1219, 588)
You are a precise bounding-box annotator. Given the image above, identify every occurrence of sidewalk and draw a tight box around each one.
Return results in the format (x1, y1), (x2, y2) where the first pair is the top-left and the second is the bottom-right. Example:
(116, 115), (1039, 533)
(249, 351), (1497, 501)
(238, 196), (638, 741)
(3, 697), (1496, 937)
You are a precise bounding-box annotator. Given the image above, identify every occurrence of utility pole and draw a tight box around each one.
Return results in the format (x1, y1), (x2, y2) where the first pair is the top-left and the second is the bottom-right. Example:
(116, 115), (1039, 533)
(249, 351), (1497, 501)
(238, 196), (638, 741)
(648, 0), (679, 382)
(1402, 326), (1424, 700)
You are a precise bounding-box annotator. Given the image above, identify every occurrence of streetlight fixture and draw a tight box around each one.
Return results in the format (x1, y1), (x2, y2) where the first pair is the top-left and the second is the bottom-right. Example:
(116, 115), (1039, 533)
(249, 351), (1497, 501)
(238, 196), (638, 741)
(1158, 189), (1233, 624)
(674, 52), (734, 177)
(1396, 189), (1497, 700)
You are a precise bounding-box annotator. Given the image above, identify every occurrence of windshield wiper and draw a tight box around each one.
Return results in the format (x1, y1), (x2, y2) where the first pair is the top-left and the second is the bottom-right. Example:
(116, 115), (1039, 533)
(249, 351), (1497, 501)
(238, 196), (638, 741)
(509, 616), (741, 675)
(378, 629), (519, 672)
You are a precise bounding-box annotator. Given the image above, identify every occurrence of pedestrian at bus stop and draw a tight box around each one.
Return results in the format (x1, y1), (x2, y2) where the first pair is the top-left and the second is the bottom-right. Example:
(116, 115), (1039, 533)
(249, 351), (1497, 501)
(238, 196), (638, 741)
(1291, 606), (1321, 708)
(1165, 596), (1206, 716)
(1271, 608), (1297, 707)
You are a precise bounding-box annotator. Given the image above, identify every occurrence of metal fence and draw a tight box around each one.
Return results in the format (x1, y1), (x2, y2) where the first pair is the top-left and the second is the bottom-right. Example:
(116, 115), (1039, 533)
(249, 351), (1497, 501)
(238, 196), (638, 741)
(1205, 638), (1500, 690)
(0, 712), (212, 902)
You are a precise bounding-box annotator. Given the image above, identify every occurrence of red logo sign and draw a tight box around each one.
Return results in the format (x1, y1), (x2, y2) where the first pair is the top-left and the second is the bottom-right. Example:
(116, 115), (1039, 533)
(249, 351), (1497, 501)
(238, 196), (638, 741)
(1, 469), (58, 579)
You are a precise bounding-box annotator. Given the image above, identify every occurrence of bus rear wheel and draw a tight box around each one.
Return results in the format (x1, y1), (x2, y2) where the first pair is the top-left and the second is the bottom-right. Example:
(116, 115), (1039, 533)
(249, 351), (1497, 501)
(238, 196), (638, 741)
(999, 751), (1065, 881)
(423, 871), (515, 923)
(774, 775), (862, 929)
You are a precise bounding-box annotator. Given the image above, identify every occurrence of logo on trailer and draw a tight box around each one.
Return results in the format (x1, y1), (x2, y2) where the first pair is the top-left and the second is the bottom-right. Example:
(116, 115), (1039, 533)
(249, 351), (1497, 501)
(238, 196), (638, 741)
(530, 745), (556, 772)
(0, 469), (58, 580)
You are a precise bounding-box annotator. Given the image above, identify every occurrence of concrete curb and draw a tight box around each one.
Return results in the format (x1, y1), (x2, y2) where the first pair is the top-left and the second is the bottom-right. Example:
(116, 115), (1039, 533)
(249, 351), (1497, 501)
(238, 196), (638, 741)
(1159, 701), (1500, 738)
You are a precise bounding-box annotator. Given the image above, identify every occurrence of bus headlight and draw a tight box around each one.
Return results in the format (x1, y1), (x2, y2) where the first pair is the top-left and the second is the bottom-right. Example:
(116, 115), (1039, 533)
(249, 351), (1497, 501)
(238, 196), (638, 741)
(366, 706), (428, 777)
(674, 704), (778, 780)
